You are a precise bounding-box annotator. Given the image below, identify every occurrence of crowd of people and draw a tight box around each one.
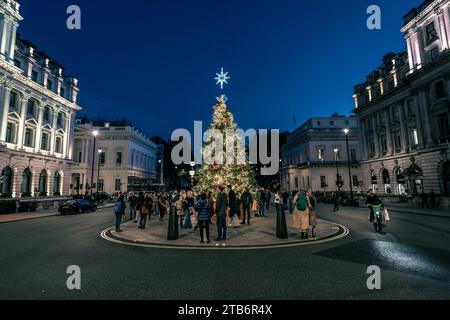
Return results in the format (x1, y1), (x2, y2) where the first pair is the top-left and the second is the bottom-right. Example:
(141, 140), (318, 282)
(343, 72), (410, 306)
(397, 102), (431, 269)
(112, 186), (318, 243)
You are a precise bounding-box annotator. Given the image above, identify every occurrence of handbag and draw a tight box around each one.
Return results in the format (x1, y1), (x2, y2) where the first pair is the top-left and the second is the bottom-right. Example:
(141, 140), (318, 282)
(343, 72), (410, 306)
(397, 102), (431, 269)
(383, 208), (390, 221)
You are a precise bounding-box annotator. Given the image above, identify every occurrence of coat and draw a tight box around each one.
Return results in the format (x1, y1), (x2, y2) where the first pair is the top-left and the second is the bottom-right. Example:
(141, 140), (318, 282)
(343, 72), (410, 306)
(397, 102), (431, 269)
(195, 199), (211, 222)
(215, 192), (228, 218)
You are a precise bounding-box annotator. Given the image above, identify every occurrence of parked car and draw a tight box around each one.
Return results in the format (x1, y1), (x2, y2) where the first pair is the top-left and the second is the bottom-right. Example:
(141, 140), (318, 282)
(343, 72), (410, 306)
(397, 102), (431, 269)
(59, 199), (97, 215)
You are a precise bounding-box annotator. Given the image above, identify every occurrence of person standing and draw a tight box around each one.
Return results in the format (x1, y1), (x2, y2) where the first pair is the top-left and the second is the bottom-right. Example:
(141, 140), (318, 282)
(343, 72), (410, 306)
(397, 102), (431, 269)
(332, 191), (340, 212)
(228, 185), (239, 227)
(215, 186), (228, 242)
(114, 195), (126, 232)
(265, 189), (271, 210)
(282, 191), (289, 210)
(159, 194), (169, 222)
(128, 192), (137, 221)
(139, 194), (152, 229)
(241, 188), (253, 225)
(274, 190), (281, 209)
(420, 191), (429, 209)
(195, 193), (212, 244)
(258, 189), (266, 217)
(293, 190), (311, 239)
(176, 191), (186, 228)
(135, 192), (145, 223)
(183, 191), (194, 229)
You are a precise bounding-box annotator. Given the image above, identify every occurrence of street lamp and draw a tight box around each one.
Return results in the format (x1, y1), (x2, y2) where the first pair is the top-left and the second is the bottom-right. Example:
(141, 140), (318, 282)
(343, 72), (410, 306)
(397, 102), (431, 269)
(90, 130), (99, 196)
(97, 149), (102, 194)
(334, 148), (341, 193)
(344, 128), (354, 199)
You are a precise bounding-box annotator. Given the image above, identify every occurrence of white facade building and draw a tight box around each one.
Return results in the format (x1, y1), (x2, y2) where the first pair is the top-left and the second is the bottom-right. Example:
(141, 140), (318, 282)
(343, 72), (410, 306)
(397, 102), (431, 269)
(353, 0), (450, 208)
(0, 0), (80, 200)
(280, 115), (362, 193)
(71, 118), (159, 195)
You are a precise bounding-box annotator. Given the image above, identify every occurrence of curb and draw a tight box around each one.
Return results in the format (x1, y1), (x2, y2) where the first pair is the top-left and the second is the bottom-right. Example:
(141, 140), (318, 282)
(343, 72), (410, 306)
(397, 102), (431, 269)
(100, 222), (350, 251)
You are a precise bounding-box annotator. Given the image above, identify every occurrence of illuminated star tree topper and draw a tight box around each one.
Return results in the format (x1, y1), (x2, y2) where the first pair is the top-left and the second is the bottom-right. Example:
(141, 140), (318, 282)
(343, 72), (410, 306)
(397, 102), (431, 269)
(214, 67), (230, 90)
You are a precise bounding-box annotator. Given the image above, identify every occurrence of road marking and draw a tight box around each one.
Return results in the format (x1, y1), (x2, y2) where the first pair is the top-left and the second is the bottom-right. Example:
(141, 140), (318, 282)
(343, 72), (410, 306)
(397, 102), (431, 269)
(100, 222), (350, 251)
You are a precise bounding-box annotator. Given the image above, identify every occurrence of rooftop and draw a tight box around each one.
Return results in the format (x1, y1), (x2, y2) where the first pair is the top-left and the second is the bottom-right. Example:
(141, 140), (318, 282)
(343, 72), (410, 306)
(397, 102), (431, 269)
(403, 0), (434, 26)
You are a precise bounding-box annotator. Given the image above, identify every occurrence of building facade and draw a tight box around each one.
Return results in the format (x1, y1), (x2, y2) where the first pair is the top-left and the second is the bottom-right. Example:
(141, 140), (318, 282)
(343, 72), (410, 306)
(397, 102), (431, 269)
(280, 115), (362, 193)
(352, 0), (450, 208)
(70, 118), (159, 195)
(0, 0), (80, 200)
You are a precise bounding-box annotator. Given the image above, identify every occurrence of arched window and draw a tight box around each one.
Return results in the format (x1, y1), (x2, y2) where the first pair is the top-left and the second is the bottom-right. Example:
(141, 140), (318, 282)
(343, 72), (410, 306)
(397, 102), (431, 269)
(382, 169), (392, 194)
(53, 172), (61, 196)
(38, 170), (47, 196)
(0, 166), (13, 198)
(21, 168), (32, 197)
(370, 170), (378, 193)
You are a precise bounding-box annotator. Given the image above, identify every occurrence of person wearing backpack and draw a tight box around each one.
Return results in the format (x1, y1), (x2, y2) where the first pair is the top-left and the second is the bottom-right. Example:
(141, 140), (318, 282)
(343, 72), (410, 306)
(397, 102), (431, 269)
(114, 195), (126, 232)
(241, 188), (253, 225)
(292, 190), (311, 239)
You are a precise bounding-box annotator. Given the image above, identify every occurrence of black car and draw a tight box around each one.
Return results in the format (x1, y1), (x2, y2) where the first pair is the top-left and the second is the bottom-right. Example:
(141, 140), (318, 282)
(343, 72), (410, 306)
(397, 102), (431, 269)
(59, 199), (97, 215)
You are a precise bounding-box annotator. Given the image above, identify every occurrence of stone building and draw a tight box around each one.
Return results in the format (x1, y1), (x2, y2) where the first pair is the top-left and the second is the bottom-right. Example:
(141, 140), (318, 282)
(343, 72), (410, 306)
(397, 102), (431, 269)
(352, 0), (450, 208)
(70, 118), (159, 195)
(280, 115), (362, 193)
(0, 0), (80, 201)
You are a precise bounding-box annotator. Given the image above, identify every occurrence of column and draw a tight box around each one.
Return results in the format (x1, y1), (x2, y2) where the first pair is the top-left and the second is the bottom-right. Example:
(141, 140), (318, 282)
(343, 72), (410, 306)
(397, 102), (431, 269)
(0, 81), (12, 141)
(398, 103), (408, 152)
(384, 109), (393, 155)
(372, 117), (380, 158)
(17, 93), (30, 148)
(50, 108), (58, 155)
(406, 34), (415, 71)
(63, 111), (71, 159)
(443, 6), (450, 48)
(412, 29), (423, 68)
(360, 118), (367, 159)
(7, 20), (18, 62)
(35, 104), (44, 152)
(0, 17), (9, 59)
(437, 10), (449, 50)
(68, 112), (76, 160)
(419, 89), (434, 146)
(412, 94), (424, 148)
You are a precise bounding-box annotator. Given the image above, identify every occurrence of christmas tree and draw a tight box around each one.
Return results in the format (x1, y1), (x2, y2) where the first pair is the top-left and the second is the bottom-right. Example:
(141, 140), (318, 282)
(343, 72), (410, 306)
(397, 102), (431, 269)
(193, 95), (257, 197)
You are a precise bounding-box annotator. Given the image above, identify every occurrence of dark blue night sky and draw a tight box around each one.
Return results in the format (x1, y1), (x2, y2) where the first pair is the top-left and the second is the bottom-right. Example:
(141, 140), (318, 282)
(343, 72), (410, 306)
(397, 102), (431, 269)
(18, 0), (422, 138)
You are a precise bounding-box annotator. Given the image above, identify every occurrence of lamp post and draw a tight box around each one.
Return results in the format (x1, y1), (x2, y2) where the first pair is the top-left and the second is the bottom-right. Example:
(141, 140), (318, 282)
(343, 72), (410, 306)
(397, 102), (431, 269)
(334, 148), (341, 193)
(344, 128), (354, 199)
(97, 149), (102, 194)
(90, 130), (99, 196)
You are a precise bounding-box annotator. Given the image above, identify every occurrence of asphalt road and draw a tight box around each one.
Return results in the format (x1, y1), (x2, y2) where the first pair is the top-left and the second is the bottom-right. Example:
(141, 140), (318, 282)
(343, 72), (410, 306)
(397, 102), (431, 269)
(1, 204), (450, 300)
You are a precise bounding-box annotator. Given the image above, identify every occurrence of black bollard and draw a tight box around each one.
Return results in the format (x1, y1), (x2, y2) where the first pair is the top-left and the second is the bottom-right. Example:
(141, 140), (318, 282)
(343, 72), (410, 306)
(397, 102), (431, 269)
(167, 205), (179, 240)
(276, 204), (288, 239)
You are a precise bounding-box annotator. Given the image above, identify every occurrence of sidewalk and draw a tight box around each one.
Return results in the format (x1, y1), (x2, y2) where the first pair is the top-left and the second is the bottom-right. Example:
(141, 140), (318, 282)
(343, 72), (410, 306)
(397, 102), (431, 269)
(0, 202), (115, 224)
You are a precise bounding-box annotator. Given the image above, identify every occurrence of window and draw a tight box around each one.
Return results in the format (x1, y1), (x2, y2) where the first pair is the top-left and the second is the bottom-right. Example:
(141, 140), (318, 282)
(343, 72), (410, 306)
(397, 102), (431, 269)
(43, 107), (50, 122)
(412, 128), (419, 146)
(115, 179), (121, 192)
(53, 172), (61, 196)
(393, 107), (400, 121)
(329, 120), (335, 126)
(317, 121), (321, 126)
(369, 139), (375, 157)
(27, 100), (35, 116)
(394, 131), (402, 151)
(350, 148), (357, 163)
(318, 148), (325, 161)
(0, 166), (13, 197)
(24, 128), (34, 147)
(9, 91), (17, 110)
(41, 132), (49, 151)
(294, 177), (299, 189)
(435, 81), (446, 99)
(406, 99), (414, 115)
(116, 152), (122, 166)
(38, 170), (47, 196)
(6, 123), (15, 144)
(426, 22), (437, 43)
(99, 152), (106, 165)
(14, 59), (21, 68)
(78, 151), (82, 163)
(57, 113), (63, 128)
(21, 168), (32, 196)
(55, 137), (62, 153)
(431, 47), (440, 61)
(98, 179), (104, 192)
(353, 175), (359, 187)
(380, 135), (387, 155)
(60, 87), (65, 97)
(47, 80), (53, 91)
(320, 176), (327, 188)
(31, 70), (38, 82)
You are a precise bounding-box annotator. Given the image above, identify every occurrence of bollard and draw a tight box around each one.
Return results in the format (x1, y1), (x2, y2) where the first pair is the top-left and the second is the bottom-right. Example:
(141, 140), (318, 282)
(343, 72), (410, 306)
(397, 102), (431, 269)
(167, 205), (179, 240)
(276, 204), (288, 239)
